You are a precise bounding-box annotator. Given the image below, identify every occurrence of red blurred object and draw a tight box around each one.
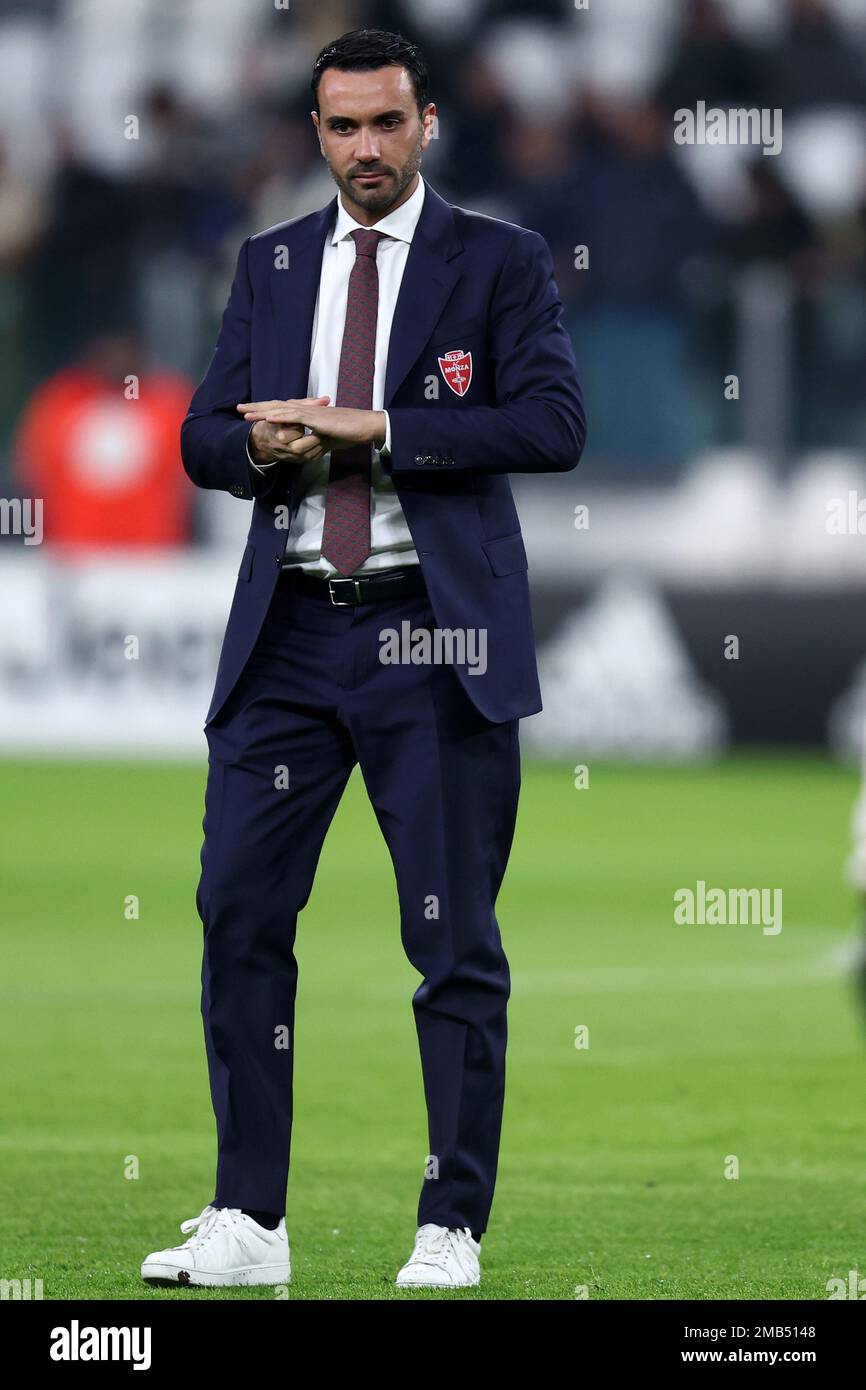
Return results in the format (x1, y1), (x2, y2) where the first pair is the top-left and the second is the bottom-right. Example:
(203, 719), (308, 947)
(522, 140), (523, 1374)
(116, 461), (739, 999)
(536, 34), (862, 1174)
(13, 346), (195, 550)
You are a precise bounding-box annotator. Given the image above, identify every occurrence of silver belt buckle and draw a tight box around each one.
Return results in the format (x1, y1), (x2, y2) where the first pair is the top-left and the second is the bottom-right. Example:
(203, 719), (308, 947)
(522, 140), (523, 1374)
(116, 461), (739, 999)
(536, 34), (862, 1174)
(328, 577), (363, 606)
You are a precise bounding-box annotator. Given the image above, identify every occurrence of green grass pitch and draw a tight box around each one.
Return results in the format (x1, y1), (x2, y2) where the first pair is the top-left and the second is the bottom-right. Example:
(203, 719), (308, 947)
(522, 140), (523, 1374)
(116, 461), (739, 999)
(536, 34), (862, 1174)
(1, 751), (864, 1300)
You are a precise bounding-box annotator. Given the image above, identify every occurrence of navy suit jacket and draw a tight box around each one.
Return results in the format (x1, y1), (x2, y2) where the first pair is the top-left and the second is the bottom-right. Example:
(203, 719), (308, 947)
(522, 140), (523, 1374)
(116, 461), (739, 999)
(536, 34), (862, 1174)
(181, 179), (586, 726)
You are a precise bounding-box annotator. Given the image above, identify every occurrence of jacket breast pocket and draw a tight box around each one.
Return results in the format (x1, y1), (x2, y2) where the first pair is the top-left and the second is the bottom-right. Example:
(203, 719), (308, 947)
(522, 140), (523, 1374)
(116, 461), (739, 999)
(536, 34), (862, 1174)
(237, 542), (255, 582)
(482, 531), (528, 577)
(429, 315), (485, 349)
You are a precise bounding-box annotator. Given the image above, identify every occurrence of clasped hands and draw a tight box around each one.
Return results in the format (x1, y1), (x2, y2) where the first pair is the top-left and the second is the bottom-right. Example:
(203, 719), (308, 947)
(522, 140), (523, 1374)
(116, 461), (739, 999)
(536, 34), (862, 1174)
(237, 396), (386, 466)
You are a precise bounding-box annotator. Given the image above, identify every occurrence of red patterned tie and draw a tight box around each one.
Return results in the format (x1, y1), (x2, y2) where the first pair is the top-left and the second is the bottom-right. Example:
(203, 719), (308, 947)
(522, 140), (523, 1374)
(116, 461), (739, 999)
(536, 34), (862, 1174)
(320, 227), (385, 576)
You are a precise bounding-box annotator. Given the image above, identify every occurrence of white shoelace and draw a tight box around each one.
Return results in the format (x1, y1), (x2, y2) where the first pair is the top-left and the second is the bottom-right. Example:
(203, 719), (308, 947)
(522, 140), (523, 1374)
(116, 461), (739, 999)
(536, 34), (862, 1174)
(412, 1225), (473, 1265)
(176, 1205), (246, 1252)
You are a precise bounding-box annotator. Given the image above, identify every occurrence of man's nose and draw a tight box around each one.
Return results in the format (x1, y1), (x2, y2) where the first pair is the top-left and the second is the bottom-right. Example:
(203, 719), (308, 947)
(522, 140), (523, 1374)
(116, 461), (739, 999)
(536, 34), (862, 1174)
(355, 129), (381, 161)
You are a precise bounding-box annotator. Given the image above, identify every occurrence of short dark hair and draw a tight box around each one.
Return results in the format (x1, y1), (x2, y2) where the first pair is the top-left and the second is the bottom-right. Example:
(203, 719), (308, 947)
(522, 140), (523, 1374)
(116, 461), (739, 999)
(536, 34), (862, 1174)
(311, 29), (429, 117)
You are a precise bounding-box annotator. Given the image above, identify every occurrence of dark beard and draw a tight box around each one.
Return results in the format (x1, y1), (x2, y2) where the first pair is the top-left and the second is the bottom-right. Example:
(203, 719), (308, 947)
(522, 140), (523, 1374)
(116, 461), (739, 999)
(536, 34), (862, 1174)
(330, 136), (423, 216)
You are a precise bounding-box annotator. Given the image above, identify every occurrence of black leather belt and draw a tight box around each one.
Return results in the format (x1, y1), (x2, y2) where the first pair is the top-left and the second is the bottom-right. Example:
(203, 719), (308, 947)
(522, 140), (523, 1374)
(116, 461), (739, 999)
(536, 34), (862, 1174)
(279, 564), (428, 607)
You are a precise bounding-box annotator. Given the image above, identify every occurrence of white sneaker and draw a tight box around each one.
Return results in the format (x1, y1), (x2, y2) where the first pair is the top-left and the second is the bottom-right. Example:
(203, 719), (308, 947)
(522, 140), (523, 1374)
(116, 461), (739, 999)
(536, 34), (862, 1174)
(140, 1205), (291, 1287)
(395, 1224), (481, 1288)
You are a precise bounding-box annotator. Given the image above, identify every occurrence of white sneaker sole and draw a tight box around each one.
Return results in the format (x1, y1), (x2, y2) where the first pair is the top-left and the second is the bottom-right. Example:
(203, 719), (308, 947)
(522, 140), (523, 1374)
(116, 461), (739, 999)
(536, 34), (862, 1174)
(395, 1275), (480, 1289)
(141, 1261), (291, 1287)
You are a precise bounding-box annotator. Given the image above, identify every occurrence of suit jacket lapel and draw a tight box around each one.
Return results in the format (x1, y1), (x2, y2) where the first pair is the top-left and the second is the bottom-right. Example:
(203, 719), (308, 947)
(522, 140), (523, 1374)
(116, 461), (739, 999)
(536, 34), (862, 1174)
(267, 197), (336, 514)
(384, 182), (463, 407)
(268, 197), (336, 399)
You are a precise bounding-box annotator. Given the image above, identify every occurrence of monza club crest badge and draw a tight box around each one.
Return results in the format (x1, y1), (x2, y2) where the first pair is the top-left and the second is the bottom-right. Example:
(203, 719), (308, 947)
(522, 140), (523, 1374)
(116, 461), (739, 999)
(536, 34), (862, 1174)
(437, 349), (472, 397)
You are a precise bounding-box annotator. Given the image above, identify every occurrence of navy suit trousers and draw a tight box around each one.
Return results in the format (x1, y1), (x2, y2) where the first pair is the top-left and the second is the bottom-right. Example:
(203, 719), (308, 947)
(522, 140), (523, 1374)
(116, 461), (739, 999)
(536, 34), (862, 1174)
(196, 572), (521, 1234)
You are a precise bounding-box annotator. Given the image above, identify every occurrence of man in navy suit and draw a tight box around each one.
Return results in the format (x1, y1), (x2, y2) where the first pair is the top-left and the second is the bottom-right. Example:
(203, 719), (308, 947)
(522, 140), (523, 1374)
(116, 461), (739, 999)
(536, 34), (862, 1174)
(141, 27), (584, 1290)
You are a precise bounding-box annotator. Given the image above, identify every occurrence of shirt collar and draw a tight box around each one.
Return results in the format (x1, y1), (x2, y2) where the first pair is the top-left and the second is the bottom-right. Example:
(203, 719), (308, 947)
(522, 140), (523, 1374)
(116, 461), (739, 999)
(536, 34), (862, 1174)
(332, 173), (426, 247)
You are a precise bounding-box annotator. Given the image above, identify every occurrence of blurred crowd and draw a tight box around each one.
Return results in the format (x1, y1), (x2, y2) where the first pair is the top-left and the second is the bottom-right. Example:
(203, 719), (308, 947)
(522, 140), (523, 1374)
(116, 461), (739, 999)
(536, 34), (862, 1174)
(0, 0), (865, 523)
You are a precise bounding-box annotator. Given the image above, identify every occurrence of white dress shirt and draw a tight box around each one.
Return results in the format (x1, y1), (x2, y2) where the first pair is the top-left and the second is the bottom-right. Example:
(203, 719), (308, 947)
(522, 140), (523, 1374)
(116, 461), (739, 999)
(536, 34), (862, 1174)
(248, 174), (427, 575)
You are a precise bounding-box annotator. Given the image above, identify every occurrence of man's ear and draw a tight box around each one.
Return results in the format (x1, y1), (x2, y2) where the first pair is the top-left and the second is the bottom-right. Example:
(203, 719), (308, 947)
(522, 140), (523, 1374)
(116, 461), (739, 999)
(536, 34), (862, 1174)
(311, 110), (323, 153)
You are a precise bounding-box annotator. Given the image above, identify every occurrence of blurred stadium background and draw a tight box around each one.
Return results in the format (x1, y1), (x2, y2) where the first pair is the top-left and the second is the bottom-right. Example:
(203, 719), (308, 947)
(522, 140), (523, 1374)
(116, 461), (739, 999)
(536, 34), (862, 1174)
(3, 0), (866, 1299)
(1, 0), (866, 754)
